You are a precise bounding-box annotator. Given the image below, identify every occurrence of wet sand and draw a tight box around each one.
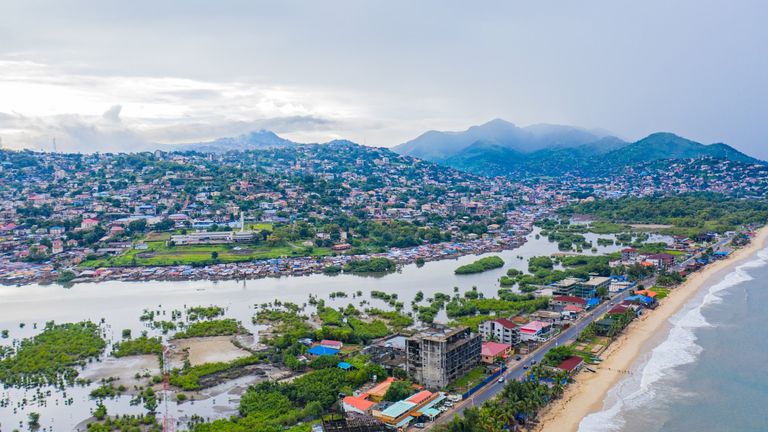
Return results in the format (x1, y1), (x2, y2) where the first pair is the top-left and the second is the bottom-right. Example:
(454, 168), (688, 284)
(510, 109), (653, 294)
(536, 226), (768, 432)
(172, 336), (251, 366)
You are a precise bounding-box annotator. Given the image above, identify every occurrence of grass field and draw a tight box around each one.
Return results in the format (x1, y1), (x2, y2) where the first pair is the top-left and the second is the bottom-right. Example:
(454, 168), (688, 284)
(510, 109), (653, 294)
(80, 238), (332, 268)
(447, 365), (488, 392)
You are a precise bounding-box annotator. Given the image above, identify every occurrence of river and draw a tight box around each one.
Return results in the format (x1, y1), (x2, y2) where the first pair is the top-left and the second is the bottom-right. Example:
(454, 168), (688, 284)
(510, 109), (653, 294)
(0, 228), (666, 431)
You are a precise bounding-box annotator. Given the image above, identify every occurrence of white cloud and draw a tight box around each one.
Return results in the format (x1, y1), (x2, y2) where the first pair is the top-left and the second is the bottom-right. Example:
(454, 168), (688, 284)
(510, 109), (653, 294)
(0, 60), (367, 152)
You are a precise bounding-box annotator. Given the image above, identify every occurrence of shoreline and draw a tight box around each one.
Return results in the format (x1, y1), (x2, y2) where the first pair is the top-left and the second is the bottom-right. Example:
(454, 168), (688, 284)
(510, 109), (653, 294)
(0, 234), (527, 287)
(535, 225), (768, 432)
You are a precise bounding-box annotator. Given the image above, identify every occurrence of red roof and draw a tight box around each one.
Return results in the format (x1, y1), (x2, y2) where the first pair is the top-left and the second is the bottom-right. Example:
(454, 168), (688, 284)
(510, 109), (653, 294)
(557, 356), (584, 372)
(608, 305), (629, 315)
(563, 305), (583, 313)
(343, 396), (375, 412)
(622, 248), (637, 253)
(519, 320), (549, 334)
(553, 296), (586, 305)
(320, 339), (343, 348)
(406, 390), (433, 404)
(493, 318), (517, 329)
(481, 341), (511, 357)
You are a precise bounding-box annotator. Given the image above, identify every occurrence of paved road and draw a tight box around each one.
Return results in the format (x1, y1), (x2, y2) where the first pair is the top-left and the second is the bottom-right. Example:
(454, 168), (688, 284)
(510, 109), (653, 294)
(429, 235), (735, 428)
(429, 289), (631, 427)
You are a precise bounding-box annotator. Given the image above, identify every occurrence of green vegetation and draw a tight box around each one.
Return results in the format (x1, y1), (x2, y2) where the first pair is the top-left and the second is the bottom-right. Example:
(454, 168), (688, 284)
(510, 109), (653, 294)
(170, 355), (263, 390)
(90, 382), (126, 399)
(442, 365), (570, 431)
(542, 345), (576, 367)
(316, 305), (390, 344)
(112, 335), (163, 358)
(192, 360), (385, 432)
(364, 308), (414, 329)
(86, 414), (162, 431)
(562, 192), (768, 236)
(447, 366), (487, 392)
(57, 270), (77, 283)
(173, 319), (245, 339)
(343, 257), (396, 273)
(0, 321), (106, 387)
(187, 306), (225, 320)
(81, 239), (333, 268)
(455, 256), (504, 274)
(383, 380), (414, 401)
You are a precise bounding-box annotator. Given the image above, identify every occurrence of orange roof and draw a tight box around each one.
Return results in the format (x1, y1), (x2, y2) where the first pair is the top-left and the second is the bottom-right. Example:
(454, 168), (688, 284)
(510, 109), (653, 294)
(343, 396), (375, 411)
(640, 261), (655, 267)
(406, 390), (433, 404)
(636, 290), (657, 298)
(362, 377), (395, 398)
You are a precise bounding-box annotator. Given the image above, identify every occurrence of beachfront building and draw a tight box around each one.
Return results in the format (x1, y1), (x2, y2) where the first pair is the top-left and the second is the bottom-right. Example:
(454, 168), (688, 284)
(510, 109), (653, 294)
(518, 320), (553, 343)
(406, 325), (481, 389)
(478, 318), (520, 345)
(556, 356), (584, 374)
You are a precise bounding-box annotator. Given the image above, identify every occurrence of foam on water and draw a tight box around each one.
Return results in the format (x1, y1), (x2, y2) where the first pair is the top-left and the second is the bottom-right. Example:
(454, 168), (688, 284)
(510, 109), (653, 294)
(578, 247), (768, 432)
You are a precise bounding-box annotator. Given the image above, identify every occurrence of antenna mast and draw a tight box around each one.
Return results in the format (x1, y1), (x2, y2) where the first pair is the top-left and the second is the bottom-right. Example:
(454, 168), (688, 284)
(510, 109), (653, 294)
(162, 344), (175, 432)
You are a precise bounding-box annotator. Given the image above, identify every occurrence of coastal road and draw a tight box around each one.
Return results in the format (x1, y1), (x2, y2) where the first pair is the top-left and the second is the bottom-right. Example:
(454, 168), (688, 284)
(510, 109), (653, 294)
(428, 290), (631, 428)
(428, 235), (736, 429)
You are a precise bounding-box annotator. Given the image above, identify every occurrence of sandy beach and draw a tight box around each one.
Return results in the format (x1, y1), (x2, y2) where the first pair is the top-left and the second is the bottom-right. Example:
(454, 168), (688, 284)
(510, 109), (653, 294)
(536, 226), (768, 432)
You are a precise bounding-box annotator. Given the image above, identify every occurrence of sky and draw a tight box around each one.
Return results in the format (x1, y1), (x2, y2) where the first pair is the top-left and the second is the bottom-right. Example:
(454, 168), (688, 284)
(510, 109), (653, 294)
(1, 0), (767, 157)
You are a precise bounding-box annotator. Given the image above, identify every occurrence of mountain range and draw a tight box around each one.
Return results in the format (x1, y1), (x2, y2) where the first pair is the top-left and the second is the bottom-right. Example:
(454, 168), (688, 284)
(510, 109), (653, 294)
(162, 119), (762, 178)
(392, 119), (761, 177)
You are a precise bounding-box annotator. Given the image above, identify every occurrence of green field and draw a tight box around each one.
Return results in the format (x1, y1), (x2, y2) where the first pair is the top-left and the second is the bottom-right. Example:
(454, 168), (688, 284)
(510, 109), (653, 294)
(80, 239), (332, 267)
(446, 365), (488, 392)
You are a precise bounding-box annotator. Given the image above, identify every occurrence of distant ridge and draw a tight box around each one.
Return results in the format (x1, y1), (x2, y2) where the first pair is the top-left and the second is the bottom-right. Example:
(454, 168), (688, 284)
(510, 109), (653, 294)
(170, 130), (299, 152)
(393, 119), (762, 177)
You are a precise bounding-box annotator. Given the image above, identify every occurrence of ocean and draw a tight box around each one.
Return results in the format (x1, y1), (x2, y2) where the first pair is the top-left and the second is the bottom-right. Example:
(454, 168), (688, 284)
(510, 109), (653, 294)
(579, 246), (768, 432)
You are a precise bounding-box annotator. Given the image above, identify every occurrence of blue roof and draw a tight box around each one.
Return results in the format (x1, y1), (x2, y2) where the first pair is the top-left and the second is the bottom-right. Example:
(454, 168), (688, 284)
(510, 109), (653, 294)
(586, 298), (600, 308)
(381, 401), (416, 418)
(337, 361), (352, 370)
(307, 346), (339, 356)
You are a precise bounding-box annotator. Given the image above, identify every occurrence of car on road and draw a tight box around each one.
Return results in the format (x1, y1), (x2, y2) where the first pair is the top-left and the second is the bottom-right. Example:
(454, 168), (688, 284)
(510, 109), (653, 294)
(414, 423), (425, 429)
(515, 355), (522, 361)
(498, 376), (505, 383)
(523, 364), (529, 370)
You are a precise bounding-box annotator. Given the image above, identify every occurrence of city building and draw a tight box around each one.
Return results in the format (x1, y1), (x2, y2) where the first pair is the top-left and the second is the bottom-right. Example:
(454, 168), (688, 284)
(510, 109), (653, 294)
(573, 276), (610, 298)
(480, 341), (512, 364)
(406, 325), (481, 389)
(518, 320), (553, 342)
(478, 318), (520, 345)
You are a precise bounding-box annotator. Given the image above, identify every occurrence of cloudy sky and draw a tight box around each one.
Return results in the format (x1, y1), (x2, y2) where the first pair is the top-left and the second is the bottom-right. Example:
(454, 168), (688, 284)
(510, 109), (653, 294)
(1, 0), (767, 157)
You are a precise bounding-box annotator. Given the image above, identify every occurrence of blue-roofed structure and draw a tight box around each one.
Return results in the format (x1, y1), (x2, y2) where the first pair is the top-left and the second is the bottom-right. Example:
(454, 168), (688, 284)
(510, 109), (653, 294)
(307, 346), (339, 356)
(586, 298), (600, 309)
(380, 401), (416, 418)
(337, 361), (352, 370)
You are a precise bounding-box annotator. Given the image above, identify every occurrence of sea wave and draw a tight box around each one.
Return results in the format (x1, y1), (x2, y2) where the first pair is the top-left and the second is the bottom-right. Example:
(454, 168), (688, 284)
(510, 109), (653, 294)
(578, 249), (768, 432)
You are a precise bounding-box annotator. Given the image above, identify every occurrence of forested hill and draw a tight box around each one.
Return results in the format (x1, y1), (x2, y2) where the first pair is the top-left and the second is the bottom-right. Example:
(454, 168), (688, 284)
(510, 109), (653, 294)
(560, 192), (768, 236)
(394, 120), (762, 178)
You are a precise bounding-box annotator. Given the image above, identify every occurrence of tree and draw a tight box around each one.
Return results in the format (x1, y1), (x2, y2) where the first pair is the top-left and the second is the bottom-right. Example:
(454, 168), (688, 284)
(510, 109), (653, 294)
(211, 251), (219, 260)
(28, 412), (40, 428)
(383, 380), (413, 402)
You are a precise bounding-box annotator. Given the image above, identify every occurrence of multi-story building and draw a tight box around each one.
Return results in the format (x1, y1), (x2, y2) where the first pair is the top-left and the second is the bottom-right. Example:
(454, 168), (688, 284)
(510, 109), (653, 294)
(406, 325), (481, 389)
(573, 276), (611, 298)
(478, 318), (520, 346)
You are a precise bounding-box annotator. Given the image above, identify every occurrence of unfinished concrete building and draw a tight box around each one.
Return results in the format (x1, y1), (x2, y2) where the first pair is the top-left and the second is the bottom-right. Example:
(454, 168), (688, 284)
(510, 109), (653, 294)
(406, 325), (481, 389)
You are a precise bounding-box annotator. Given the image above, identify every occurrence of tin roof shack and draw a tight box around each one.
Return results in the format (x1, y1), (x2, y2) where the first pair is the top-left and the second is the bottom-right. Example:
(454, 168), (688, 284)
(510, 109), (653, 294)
(406, 325), (481, 390)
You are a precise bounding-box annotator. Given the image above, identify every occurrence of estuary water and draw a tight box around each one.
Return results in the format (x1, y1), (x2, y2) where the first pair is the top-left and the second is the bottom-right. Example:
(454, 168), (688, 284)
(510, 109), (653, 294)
(579, 245), (768, 432)
(0, 228), (638, 431)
